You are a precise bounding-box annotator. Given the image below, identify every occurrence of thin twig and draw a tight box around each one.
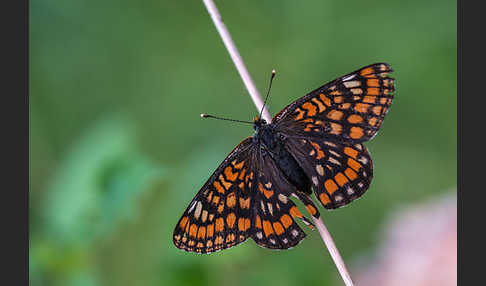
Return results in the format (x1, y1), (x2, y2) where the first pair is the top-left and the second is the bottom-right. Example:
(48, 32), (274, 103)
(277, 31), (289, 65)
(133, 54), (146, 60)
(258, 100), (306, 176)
(201, 1), (354, 285)
(202, 0), (272, 123)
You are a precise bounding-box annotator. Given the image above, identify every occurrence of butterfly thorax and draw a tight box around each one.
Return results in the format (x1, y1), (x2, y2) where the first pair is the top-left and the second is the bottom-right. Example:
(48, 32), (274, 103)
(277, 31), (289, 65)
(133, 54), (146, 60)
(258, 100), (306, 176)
(253, 119), (311, 195)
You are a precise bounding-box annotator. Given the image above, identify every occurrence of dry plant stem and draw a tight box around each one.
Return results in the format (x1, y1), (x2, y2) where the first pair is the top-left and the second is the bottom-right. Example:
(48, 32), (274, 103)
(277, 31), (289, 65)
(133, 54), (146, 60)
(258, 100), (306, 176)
(202, 1), (354, 285)
(202, 0), (272, 123)
(313, 217), (354, 286)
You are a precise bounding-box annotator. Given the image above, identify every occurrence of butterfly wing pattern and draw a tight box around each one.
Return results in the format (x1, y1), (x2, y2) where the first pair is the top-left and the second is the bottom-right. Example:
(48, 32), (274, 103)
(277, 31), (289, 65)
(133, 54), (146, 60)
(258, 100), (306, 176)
(274, 63), (393, 209)
(284, 139), (373, 209)
(250, 148), (319, 249)
(173, 63), (395, 253)
(274, 63), (394, 144)
(173, 137), (256, 253)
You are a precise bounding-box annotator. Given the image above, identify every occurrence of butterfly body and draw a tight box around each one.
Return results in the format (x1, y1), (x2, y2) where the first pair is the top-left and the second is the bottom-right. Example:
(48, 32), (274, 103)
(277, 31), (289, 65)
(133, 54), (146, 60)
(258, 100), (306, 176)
(253, 118), (312, 195)
(174, 63), (395, 253)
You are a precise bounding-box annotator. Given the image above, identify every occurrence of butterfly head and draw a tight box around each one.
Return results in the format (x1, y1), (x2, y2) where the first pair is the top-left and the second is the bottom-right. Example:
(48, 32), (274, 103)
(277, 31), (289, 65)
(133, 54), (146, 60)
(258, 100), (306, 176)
(253, 116), (267, 130)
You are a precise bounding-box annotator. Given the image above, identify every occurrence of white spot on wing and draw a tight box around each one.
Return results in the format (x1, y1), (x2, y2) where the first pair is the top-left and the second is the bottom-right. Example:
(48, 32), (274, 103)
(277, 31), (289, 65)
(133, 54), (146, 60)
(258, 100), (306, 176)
(278, 194), (288, 203)
(329, 157), (341, 166)
(342, 74), (356, 81)
(267, 203), (273, 215)
(194, 201), (203, 219)
(358, 156), (368, 165)
(329, 150), (341, 158)
(188, 201), (197, 213)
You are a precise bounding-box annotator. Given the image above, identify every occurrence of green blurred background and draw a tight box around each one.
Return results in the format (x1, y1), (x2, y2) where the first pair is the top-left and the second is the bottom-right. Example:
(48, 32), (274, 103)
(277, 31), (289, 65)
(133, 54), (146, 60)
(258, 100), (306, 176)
(30, 0), (456, 285)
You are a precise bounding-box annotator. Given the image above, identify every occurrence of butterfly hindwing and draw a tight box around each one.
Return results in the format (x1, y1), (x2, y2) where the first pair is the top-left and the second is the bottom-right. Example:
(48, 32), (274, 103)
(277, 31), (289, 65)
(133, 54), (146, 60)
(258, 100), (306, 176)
(284, 137), (373, 209)
(173, 137), (256, 253)
(250, 149), (319, 249)
(274, 63), (394, 144)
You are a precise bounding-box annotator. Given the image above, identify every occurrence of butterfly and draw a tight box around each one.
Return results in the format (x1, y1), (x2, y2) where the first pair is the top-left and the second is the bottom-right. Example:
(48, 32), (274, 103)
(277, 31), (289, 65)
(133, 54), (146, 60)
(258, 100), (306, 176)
(173, 63), (395, 253)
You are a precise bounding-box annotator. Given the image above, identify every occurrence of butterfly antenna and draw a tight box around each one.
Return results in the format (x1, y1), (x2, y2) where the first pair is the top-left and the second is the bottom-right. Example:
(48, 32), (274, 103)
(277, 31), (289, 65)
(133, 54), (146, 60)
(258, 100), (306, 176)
(200, 114), (253, 125)
(259, 69), (276, 119)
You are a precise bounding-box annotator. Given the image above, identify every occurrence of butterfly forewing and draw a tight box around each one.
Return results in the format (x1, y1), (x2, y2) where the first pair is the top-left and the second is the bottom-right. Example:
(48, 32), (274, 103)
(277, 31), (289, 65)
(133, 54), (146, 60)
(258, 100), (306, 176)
(173, 137), (256, 253)
(274, 63), (395, 144)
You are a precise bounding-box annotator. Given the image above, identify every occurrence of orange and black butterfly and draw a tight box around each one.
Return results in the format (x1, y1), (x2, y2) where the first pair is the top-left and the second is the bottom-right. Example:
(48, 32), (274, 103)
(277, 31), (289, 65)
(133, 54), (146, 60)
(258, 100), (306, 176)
(173, 63), (395, 253)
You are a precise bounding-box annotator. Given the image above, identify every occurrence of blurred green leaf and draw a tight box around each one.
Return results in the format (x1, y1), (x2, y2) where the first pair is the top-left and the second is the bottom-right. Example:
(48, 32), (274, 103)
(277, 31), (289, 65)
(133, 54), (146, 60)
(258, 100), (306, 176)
(43, 116), (164, 247)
